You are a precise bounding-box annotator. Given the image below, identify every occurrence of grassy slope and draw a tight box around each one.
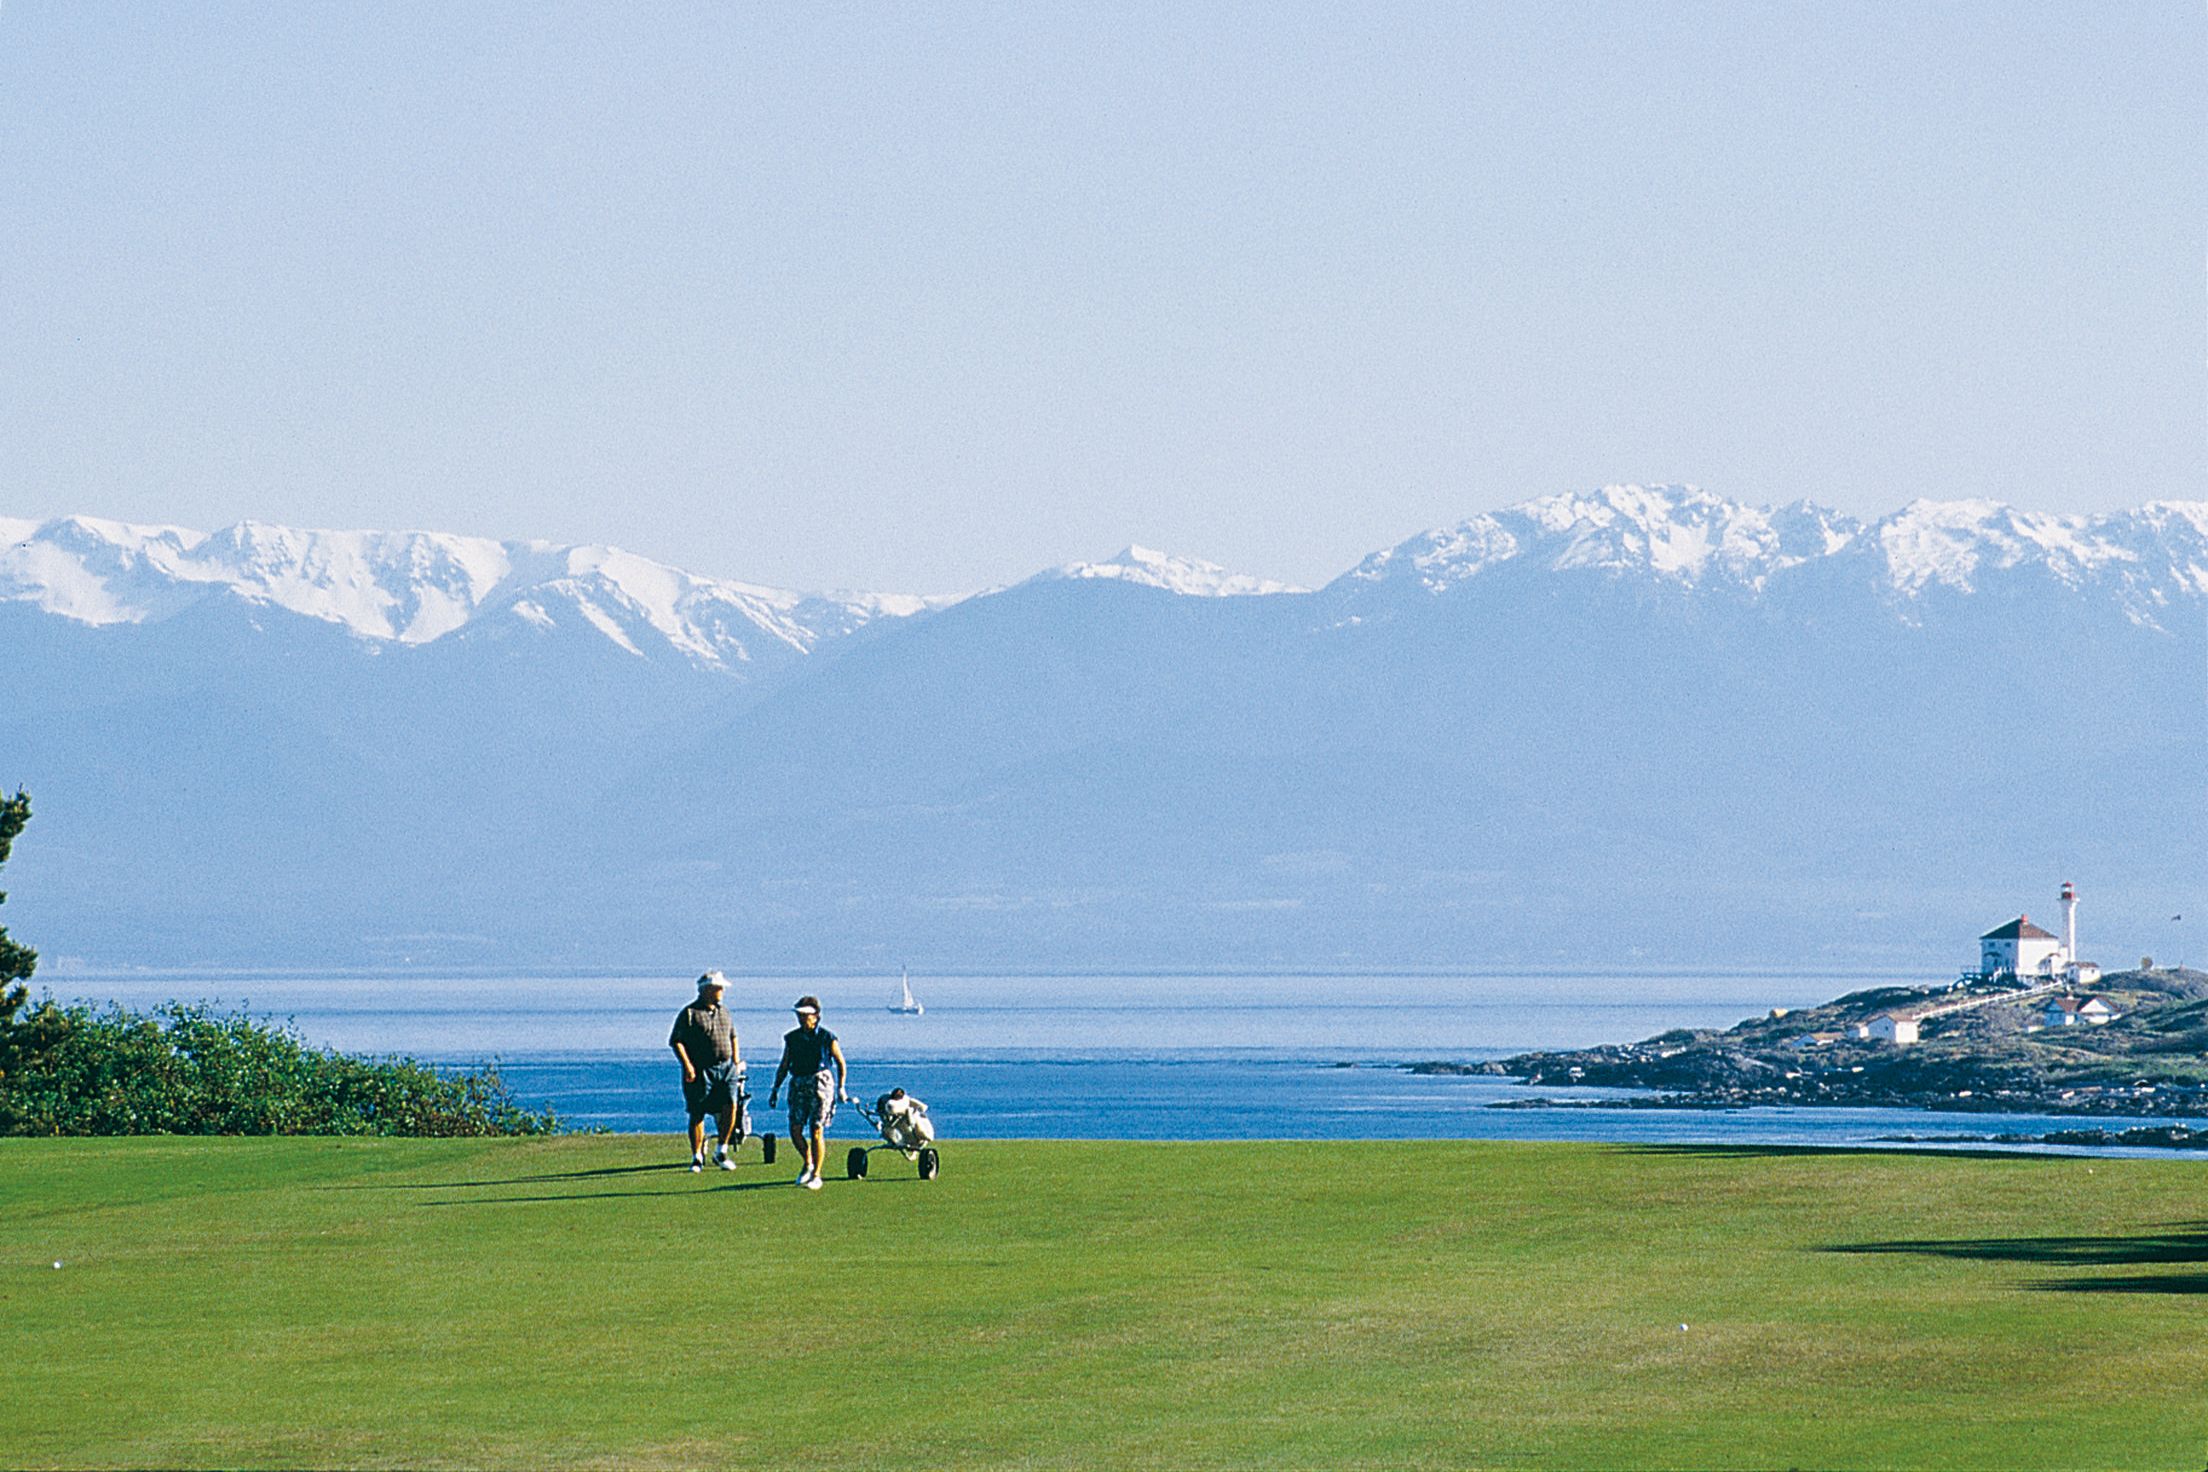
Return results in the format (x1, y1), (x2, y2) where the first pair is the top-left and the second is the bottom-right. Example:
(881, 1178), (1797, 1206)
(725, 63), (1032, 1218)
(4, 1136), (2206, 1470)
(1841, 968), (2208, 1089)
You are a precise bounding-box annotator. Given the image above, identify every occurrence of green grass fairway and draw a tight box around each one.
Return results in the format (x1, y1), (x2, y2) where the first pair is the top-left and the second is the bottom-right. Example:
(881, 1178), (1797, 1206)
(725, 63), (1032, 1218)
(5, 1138), (2206, 1469)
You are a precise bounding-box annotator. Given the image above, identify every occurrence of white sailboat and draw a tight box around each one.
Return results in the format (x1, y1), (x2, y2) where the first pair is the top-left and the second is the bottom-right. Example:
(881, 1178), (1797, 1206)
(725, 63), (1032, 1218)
(890, 965), (923, 1015)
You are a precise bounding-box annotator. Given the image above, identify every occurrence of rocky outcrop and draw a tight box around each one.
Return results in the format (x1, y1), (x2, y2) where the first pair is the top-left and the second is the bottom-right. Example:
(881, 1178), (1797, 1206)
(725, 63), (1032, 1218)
(1434, 969), (2208, 1117)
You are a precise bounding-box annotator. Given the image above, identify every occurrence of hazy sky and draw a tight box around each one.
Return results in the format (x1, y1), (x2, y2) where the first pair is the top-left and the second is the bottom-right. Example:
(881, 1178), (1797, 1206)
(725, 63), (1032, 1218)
(2, 4), (2199, 592)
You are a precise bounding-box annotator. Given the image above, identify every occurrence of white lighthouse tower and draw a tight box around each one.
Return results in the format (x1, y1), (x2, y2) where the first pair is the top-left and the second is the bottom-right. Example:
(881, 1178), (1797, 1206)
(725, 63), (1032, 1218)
(2058, 880), (2100, 986)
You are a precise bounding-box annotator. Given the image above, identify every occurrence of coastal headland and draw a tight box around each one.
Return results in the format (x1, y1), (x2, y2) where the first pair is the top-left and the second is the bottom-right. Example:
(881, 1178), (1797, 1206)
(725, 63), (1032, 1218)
(1436, 968), (2208, 1132)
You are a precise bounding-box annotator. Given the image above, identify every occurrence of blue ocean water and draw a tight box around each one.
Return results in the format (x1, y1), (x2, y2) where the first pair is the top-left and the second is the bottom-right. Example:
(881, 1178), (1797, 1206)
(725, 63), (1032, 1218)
(490, 1052), (2202, 1156)
(53, 970), (2207, 1154)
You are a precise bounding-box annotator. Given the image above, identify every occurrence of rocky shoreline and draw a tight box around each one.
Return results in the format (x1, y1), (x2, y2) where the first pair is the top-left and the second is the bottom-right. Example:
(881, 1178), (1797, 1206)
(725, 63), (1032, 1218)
(1406, 966), (2208, 1120)
(1874, 1125), (2208, 1150)
(1407, 1060), (2208, 1117)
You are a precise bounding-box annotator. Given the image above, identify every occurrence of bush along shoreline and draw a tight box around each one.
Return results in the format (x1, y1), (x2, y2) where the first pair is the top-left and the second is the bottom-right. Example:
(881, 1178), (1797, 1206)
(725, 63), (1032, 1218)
(0, 999), (560, 1137)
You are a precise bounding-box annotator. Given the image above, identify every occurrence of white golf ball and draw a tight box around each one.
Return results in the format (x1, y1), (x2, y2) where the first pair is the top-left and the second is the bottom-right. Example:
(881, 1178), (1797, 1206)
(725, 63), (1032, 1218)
(1677, 1323), (1688, 1332)
(52, 1261), (62, 1270)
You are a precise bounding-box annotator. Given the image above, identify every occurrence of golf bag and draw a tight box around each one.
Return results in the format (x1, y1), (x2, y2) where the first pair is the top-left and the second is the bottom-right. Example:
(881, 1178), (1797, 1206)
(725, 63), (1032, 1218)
(873, 1088), (935, 1156)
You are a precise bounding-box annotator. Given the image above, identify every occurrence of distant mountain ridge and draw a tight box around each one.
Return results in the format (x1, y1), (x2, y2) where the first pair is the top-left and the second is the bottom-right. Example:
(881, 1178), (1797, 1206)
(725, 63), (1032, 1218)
(1035, 545), (1308, 598)
(4, 486), (2203, 971)
(1342, 486), (1864, 597)
(0, 514), (948, 676)
(1338, 488), (2208, 627)
(10, 486), (2203, 651)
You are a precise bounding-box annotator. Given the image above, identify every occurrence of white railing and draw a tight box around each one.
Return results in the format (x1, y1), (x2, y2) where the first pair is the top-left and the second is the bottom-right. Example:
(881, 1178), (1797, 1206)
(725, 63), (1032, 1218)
(1912, 978), (2062, 1023)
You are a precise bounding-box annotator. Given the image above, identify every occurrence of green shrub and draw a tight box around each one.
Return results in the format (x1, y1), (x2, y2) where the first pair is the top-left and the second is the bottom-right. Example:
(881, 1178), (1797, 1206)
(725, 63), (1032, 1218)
(0, 790), (40, 1083)
(0, 1000), (559, 1137)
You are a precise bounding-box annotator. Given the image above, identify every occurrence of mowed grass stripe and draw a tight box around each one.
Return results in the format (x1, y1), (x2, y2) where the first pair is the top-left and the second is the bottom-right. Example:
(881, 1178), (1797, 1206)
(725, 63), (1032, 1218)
(3, 1137), (2204, 1469)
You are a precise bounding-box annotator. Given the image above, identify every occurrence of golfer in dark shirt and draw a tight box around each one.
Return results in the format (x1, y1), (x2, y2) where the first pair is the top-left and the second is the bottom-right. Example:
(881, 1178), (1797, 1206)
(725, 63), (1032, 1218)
(768, 995), (848, 1190)
(669, 971), (743, 1172)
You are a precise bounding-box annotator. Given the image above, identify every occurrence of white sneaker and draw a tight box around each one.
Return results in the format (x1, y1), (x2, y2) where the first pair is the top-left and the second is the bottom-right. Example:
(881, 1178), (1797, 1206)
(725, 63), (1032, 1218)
(690, 1154), (704, 1174)
(717, 1152), (736, 1171)
(796, 1169), (813, 1186)
(803, 1174), (823, 1190)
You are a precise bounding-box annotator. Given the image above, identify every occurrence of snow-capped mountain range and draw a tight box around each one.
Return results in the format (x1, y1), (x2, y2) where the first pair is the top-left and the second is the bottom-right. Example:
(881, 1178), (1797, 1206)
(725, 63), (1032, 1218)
(4, 485), (2203, 972)
(1338, 487), (2208, 626)
(1035, 544), (1307, 598)
(0, 514), (945, 673)
(6, 486), (2205, 666)
(1342, 486), (1864, 596)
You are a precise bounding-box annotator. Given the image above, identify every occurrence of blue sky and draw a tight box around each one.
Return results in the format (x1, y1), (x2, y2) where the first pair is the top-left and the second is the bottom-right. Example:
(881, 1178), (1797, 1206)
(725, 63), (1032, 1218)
(1, 3), (2199, 591)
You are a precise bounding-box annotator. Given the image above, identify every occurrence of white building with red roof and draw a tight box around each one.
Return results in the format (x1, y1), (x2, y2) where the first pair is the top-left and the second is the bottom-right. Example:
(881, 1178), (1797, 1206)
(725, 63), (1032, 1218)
(2041, 995), (2117, 1028)
(1980, 916), (2065, 980)
(1979, 883), (2103, 984)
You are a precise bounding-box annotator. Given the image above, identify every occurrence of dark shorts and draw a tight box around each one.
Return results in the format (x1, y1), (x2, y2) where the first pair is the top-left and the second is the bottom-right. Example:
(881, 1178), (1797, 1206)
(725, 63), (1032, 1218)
(788, 1071), (837, 1135)
(683, 1061), (742, 1122)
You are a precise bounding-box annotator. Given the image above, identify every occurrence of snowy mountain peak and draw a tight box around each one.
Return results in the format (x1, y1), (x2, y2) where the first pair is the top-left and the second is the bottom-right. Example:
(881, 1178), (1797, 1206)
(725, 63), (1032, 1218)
(1850, 498), (2208, 628)
(1871, 499), (2135, 595)
(1041, 544), (1304, 597)
(188, 521), (518, 643)
(1334, 484), (2208, 628)
(1342, 484), (1862, 596)
(0, 515), (934, 674)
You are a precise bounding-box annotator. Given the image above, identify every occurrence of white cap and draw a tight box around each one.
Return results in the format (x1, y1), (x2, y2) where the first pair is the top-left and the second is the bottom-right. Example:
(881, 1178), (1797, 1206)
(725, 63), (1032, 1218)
(697, 970), (728, 992)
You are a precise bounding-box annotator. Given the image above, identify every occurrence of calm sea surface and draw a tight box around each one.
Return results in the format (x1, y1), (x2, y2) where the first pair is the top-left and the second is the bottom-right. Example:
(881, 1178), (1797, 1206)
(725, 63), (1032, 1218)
(53, 970), (2207, 1154)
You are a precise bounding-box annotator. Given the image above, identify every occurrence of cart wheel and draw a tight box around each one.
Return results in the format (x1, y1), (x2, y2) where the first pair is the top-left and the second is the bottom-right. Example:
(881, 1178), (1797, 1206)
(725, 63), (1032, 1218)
(917, 1148), (939, 1181)
(761, 1134), (777, 1165)
(847, 1147), (869, 1180)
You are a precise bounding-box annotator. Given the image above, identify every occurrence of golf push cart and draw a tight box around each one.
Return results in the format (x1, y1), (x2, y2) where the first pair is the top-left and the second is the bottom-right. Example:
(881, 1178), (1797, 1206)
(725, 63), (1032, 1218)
(845, 1088), (940, 1181)
(719, 1077), (777, 1165)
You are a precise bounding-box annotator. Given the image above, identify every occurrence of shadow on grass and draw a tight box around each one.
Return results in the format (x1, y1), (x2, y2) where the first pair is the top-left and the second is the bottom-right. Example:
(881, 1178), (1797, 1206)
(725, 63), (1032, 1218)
(418, 1178), (802, 1205)
(1827, 1223), (2208, 1296)
(411, 1172), (923, 1207)
(2034, 1274), (2208, 1295)
(322, 1161), (781, 1191)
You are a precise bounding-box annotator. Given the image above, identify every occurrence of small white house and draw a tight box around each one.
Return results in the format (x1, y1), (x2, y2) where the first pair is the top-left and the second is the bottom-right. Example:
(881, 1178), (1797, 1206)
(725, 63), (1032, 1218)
(1980, 916), (2065, 980)
(2042, 995), (2117, 1028)
(1868, 1012), (1921, 1045)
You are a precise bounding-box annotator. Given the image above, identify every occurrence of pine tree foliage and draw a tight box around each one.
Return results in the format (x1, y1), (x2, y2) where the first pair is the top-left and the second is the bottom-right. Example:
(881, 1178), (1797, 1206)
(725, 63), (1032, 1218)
(0, 789), (53, 1088)
(0, 790), (34, 1026)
